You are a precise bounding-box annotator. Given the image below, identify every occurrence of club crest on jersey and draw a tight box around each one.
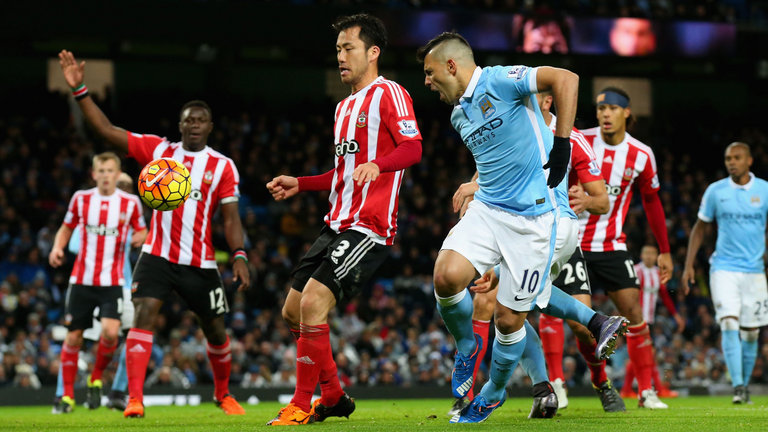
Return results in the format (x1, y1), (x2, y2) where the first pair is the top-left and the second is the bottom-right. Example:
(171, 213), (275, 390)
(131, 281), (139, 293)
(478, 95), (496, 120)
(397, 120), (419, 138)
(356, 111), (367, 128)
(203, 170), (214, 184)
(622, 167), (634, 181)
(751, 195), (761, 207)
(119, 212), (127, 223)
(64, 314), (72, 326)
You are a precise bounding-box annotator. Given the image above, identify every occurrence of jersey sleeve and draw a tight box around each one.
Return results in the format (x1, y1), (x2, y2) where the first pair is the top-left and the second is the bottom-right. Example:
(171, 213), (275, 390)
(130, 197), (147, 231)
(697, 184), (716, 222)
(126, 132), (166, 166)
(494, 65), (539, 99)
(636, 148), (661, 196)
(570, 129), (603, 184)
(63, 193), (80, 229)
(380, 83), (422, 145)
(218, 159), (241, 205)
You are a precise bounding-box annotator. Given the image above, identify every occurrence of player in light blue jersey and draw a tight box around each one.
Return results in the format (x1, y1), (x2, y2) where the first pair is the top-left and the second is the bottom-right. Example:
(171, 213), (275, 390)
(683, 142), (768, 404)
(418, 32), (580, 423)
(53, 173), (144, 414)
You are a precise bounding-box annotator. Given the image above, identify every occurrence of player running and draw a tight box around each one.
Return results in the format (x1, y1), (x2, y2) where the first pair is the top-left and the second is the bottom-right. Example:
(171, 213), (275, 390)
(49, 153), (147, 414)
(59, 50), (251, 418)
(578, 87), (672, 409)
(449, 89), (623, 415)
(265, 14), (422, 425)
(621, 244), (683, 398)
(419, 32), (623, 423)
(683, 142), (768, 404)
(53, 172), (142, 412)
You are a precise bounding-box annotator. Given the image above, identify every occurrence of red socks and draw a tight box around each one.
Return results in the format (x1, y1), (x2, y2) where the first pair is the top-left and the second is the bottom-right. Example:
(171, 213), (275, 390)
(291, 325), (343, 407)
(291, 323), (330, 412)
(622, 359), (636, 393)
(539, 314), (565, 381)
(91, 337), (118, 382)
(60, 342), (80, 398)
(577, 339), (608, 386)
(626, 322), (654, 393)
(126, 328), (153, 402)
(468, 319), (491, 399)
(207, 337), (232, 401)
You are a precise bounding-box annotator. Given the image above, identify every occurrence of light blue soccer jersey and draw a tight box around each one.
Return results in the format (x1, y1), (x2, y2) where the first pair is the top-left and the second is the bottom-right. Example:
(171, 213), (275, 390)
(451, 66), (556, 216)
(698, 173), (768, 273)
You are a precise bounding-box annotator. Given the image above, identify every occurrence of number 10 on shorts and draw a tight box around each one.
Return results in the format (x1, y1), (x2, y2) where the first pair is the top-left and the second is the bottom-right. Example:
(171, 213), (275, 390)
(521, 269), (540, 293)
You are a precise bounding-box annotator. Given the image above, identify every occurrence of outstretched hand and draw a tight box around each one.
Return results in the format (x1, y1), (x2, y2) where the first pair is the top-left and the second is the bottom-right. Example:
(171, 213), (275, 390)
(266, 175), (299, 201)
(58, 50), (85, 89)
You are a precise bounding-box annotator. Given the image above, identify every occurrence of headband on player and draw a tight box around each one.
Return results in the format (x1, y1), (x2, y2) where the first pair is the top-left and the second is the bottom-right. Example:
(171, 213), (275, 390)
(596, 91), (629, 108)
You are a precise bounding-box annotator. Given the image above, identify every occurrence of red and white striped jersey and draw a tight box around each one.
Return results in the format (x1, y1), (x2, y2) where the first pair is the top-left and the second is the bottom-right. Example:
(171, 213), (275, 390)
(547, 115), (602, 187)
(326, 76), (422, 245)
(635, 262), (676, 324)
(578, 128), (660, 252)
(64, 188), (145, 286)
(127, 133), (240, 268)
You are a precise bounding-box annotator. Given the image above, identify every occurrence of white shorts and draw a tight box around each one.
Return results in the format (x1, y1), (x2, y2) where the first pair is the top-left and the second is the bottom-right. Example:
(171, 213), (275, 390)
(82, 289), (134, 341)
(441, 200), (556, 312)
(710, 270), (768, 327)
(550, 217), (579, 281)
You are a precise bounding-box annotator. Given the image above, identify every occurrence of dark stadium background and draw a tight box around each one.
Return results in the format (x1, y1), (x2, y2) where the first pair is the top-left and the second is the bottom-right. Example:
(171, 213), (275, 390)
(2, 0), (768, 405)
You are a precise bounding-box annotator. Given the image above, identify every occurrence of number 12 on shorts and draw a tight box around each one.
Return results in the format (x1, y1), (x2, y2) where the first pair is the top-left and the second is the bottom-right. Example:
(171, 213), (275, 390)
(209, 287), (227, 314)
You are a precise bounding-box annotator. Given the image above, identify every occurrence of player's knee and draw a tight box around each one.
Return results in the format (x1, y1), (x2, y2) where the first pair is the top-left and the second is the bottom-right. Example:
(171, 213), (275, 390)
(433, 266), (469, 296)
(720, 317), (739, 332)
(65, 330), (84, 347)
(740, 328), (759, 342)
(282, 303), (300, 328)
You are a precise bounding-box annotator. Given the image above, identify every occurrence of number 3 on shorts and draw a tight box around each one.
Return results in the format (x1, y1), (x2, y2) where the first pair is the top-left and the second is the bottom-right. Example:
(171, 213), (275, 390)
(209, 287), (226, 314)
(330, 240), (350, 264)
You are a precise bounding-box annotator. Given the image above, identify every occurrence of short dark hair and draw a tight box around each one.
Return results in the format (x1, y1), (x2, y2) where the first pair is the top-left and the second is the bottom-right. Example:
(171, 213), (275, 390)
(332, 13), (388, 54)
(180, 100), (212, 120)
(417, 32), (471, 63)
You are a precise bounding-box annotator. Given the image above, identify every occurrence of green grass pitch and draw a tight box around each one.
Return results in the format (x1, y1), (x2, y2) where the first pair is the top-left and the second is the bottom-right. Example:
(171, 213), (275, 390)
(3, 396), (768, 431)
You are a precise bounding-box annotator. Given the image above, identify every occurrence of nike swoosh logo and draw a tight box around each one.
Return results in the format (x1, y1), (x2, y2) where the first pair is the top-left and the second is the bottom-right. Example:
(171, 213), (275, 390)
(514, 295), (528, 301)
(145, 169), (168, 188)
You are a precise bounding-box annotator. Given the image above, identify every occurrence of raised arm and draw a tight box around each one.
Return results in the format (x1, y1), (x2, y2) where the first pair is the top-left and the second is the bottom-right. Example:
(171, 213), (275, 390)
(59, 50), (128, 152)
(682, 218), (711, 295)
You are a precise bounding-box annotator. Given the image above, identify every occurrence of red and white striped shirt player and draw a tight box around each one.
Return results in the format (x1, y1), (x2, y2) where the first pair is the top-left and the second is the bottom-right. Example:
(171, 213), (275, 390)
(127, 134), (240, 268)
(578, 127), (662, 252)
(634, 245), (679, 325)
(299, 76), (422, 244)
(64, 188), (145, 286)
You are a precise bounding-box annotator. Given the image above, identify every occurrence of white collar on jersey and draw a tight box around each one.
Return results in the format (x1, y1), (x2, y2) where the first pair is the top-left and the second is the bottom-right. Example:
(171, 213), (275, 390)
(458, 67), (483, 104)
(729, 172), (755, 190)
(350, 76), (383, 96)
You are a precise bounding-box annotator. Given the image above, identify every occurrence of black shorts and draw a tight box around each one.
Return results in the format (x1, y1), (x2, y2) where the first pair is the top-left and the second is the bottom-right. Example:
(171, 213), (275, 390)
(291, 226), (388, 302)
(132, 253), (229, 320)
(64, 284), (122, 330)
(582, 250), (640, 292)
(552, 247), (592, 296)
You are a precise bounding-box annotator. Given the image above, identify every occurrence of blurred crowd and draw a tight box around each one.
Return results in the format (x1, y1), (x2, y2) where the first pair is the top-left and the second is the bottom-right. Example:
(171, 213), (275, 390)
(1, 88), (768, 397)
(287, 0), (767, 24)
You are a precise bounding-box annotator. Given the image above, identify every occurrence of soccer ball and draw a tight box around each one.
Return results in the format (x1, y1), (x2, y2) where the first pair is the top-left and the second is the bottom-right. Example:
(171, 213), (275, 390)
(137, 158), (191, 211)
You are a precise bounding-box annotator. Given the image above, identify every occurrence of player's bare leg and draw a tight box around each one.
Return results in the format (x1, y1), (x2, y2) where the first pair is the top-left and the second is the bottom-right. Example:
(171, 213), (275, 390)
(124, 297), (163, 418)
(434, 250), (483, 400)
(282, 287), (302, 339)
(609, 288), (667, 409)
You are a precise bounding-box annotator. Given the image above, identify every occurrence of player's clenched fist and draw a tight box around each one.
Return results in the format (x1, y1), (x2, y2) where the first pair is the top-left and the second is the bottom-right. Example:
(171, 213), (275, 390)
(266, 175), (299, 201)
